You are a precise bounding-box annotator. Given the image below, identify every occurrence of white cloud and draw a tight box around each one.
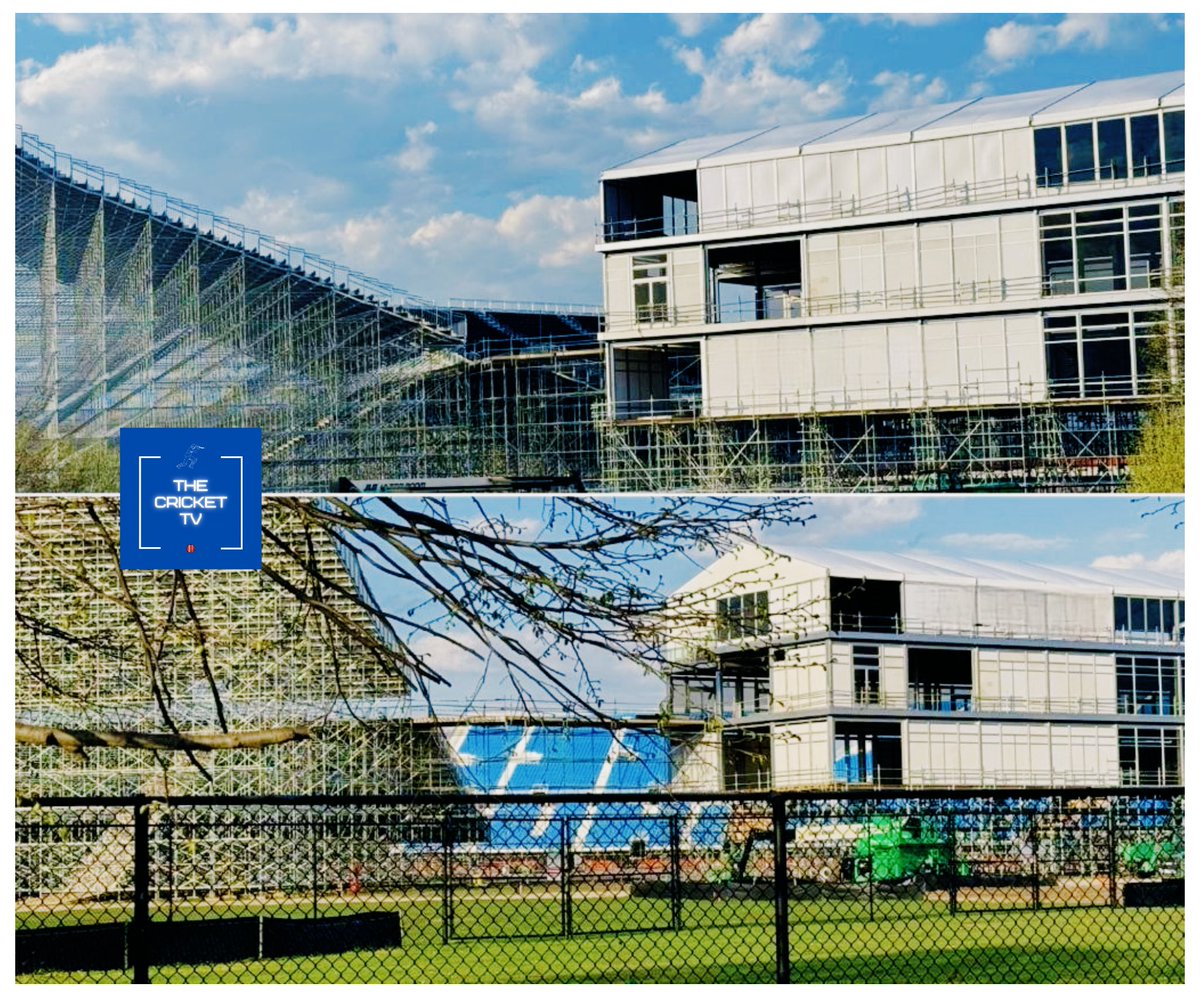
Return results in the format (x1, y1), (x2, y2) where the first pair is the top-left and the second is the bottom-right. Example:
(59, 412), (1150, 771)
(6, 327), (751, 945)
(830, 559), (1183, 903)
(770, 496), (922, 545)
(1091, 550), (1185, 575)
(670, 13), (719, 38)
(869, 70), (948, 111)
(666, 15), (848, 129)
(854, 15), (958, 28)
(940, 532), (1066, 552)
(982, 21), (1043, 66)
(981, 14), (1136, 70)
(718, 13), (823, 69)
(391, 121), (438, 174)
(17, 14), (566, 138)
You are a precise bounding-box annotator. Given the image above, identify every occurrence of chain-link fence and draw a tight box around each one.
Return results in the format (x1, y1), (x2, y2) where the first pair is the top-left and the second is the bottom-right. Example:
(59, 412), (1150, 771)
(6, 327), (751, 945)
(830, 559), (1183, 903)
(15, 789), (1183, 984)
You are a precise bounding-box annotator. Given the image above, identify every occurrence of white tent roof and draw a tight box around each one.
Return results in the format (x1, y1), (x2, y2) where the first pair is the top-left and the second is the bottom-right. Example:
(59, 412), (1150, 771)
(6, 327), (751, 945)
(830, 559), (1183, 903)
(604, 71), (1184, 178)
(676, 544), (1183, 600)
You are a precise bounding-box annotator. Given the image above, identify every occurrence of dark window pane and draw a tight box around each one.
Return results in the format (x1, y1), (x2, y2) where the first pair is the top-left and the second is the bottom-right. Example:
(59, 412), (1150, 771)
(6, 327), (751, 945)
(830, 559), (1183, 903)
(1046, 342), (1081, 397)
(1132, 598), (1145, 631)
(1129, 210), (1163, 288)
(1042, 228), (1076, 294)
(1115, 597), (1129, 631)
(1163, 600), (1174, 636)
(1066, 122), (1096, 182)
(1077, 232), (1126, 292)
(1082, 338), (1133, 396)
(1131, 114), (1162, 176)
(1097, 118), (1128, 179)
(1163, 110), (1184, 173)
(1035, 127), (1064, 187)
(1147, 599), (1162, 632)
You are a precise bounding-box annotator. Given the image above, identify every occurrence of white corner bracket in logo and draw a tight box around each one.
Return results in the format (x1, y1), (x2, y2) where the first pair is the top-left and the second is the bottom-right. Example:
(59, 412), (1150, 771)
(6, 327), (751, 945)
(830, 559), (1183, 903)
(137, 455), (162, 550)
(219, 455), (245, 551)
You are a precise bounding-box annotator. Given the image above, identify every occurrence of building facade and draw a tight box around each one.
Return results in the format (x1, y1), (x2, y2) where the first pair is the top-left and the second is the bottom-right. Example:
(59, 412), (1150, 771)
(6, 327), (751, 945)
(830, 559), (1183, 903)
(597, 72), (1185, 491)
(662, 545), (1184, 791)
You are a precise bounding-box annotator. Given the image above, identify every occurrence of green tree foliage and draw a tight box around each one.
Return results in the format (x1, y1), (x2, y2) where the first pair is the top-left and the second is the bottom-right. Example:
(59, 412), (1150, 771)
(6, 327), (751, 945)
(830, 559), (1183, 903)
(1127, 401), (1184, 493)
(15, 422), (120, 493)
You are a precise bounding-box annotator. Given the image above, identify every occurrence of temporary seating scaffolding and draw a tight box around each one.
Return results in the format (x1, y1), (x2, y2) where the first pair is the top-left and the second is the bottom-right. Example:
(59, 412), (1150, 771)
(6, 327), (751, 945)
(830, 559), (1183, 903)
(15, 128), (604, 492)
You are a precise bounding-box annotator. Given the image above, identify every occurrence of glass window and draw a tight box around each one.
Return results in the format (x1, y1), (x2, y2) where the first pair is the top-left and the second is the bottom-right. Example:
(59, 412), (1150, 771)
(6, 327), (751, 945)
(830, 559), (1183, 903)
(1127, 204), (1163, 288)
(715, 590), (770, 640)
(1075, 208), (1125, 292)
(1046, 340), (1081, 398)
(1040, 214), (1076, 294)
(1163, 110), (1184, 173)
(632, 254), (669, 323)
(1115, 596), (1129, 631)
(1131, 598), (1145, 631)
(1066, 122), (1096, 183)
(1131, 114), (1162, 177)
(1035, 127), (1064, 187)
(1097, 118), (1128, 180)
(852, 645), (881, 705)
(1147, 600), (1162, 633)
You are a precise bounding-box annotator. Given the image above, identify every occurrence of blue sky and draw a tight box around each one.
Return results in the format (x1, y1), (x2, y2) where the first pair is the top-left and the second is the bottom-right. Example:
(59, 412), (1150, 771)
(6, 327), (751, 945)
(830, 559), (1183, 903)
(13, 12), (1185, 305)
(361, 494), (1184, 715)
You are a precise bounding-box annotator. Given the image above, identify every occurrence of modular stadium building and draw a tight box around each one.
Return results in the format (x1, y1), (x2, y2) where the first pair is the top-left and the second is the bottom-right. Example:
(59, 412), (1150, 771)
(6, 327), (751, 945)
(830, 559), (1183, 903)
(595, 71), (1184, 490)
(14, 70), (1187, 494)
(662, 544), (1184, 791)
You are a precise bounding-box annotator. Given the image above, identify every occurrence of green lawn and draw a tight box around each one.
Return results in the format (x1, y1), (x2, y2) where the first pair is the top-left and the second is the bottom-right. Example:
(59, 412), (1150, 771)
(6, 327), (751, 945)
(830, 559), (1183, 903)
(17, 896), (1184, 984)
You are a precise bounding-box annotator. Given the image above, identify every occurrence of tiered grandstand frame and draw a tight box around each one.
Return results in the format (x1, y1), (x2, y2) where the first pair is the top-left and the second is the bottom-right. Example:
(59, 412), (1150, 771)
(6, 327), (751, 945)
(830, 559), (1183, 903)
(15, 127), (604, 492)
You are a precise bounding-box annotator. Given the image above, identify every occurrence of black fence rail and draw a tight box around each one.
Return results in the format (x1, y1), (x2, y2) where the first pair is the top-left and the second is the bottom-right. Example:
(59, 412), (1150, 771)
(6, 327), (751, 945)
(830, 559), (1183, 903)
(15, 788), (1183, 984)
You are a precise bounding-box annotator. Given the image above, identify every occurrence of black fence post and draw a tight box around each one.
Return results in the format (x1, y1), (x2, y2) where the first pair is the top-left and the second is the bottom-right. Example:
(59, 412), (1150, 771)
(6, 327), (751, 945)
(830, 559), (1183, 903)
(866, 800), (874, 923)
(1107, 803), (1119, 908)
(1030, 813), (1040, 911)
(130, 796), (151, 984)
(947, 811), (958, 916)
(560, 818), (573, 939)
(441, 810), (454, 944)
(669, 813), (682, 931)
(771, 795), (791, 985)
(311, 816), (321, 919)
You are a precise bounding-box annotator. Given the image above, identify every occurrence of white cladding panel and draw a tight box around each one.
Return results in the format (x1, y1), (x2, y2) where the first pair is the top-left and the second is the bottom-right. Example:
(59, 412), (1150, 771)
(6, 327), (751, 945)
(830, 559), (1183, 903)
(905, 581), (977, 633)
(778, 157), (803, 206)
(604, 255), (631, 318)
(1003, 128), (1034, 178)
(725, 162), (751, 211)
(703, 316), (1049, 418)
(977, 648), (1115, 713)
(999, 212), (1041, 285)
(803, 154), (832, 205)
(751, 160), (777, 211)
(774, 643), (829, 710)
(972, 132), (1004, 185)
(698, 166), (724, 218)
(913, 140), (944, 190)
(907, 721), (986, 786)
(886, 143), (914, 196)
(671, 245), (705, 313)
(773, 719), (831, 789)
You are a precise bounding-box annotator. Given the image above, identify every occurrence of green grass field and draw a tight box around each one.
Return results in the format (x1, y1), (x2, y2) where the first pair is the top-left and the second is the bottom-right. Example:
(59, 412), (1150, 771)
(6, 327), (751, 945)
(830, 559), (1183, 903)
(17, 892), (1184, 984)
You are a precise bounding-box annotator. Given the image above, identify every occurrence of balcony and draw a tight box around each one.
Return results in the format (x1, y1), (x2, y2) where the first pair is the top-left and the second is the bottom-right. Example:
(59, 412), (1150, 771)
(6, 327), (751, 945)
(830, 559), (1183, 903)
(597, 168), (1182, 245)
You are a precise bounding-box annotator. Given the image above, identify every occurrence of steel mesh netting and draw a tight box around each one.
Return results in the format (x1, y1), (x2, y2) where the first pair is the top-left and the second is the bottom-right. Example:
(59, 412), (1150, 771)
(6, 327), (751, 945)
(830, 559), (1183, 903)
(15, 791), (1182, 984)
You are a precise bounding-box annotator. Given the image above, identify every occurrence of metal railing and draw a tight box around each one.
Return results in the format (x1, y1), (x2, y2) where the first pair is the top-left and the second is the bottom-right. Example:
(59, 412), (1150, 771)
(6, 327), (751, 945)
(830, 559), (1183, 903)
(597, 168), (1183, 243)
(15, 789), (1184, 984)
(603, 271), (1174, 335)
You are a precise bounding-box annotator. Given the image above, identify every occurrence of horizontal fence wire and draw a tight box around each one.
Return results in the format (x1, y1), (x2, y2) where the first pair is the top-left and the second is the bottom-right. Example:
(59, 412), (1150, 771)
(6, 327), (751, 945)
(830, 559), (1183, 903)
(15, 788), (1183, 984)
